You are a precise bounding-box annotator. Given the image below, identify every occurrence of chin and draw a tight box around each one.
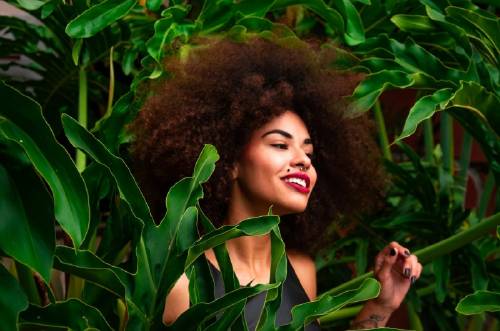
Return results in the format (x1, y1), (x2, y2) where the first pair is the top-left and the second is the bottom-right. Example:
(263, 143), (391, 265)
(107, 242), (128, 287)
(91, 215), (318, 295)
(275, 203), (308, 216)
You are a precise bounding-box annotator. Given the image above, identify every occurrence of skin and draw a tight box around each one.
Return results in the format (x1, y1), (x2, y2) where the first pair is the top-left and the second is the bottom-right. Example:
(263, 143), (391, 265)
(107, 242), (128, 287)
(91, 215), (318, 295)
(163, 111), (422, 328)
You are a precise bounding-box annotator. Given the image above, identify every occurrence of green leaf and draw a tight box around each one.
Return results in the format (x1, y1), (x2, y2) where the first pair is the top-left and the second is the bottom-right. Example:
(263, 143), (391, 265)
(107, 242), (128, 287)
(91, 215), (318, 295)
(334, 0), (365, 46)
(92, 92), (138, 153)
(398, 88), (453, 140)
(456, 290), (500, 315)
(256, 221), (287, 330)
(0, 147), (54, 283)
(147, 144), (220, 283)
(446, 7), (500, 62)
(347, 70), (414, 116)
(274, 0), (345, 43)
(61, 114), (153, 225)
(65, 0), (136, 38)
(53, 246), (130, 297)
(391, 14), (436, 32)
(15, 0), (49, 10)
(282, 278), (380, 330)
(185, 215), (280, 268)
(166, 283), (276, 331)
(147, 0), (164, 11)
(465, 245), (489, 291)
(445, 81), (500, 136)
(433, 255), (450, 303)
(146, 5), (196, 62)
(72, 38), (83, 66)
(0, 264), (29, 331)
(20, 299), (113, 331)
(0, 82), (89, 247)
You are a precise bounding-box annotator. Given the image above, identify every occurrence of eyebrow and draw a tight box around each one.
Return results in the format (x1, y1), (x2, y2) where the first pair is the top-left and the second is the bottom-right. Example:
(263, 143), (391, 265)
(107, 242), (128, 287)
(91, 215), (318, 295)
(261, 129), (312, 145)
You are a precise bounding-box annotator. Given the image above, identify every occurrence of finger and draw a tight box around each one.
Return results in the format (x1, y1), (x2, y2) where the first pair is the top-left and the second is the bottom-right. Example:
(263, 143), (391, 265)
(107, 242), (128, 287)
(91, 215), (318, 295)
(374, 252), (385, 274)
(402, 254), (418, 279)
(388, 241), (412, 258)
(411, 261), (423, 285)
(377, 246), (399, 281)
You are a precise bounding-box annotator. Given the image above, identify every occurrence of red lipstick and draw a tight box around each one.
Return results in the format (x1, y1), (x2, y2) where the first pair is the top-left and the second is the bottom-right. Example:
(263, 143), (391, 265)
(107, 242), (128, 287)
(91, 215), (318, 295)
(281, 172), (311, 193)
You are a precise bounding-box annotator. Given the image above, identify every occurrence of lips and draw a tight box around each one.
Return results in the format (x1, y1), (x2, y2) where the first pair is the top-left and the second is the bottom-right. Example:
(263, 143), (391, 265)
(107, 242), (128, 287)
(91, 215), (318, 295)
(281, 172), (311, 193)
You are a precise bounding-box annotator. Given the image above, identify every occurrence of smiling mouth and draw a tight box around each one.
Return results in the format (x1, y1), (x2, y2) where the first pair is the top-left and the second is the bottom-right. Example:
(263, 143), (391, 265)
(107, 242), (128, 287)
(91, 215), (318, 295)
(282, 179), (310, 193)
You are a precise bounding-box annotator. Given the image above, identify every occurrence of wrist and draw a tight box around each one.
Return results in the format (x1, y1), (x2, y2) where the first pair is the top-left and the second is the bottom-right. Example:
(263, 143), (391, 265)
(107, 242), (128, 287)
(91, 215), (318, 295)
(364, 299), (397, 316)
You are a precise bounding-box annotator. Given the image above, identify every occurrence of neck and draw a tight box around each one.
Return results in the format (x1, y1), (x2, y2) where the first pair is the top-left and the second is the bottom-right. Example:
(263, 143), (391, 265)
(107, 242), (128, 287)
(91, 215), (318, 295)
(222, 182), (273, 271)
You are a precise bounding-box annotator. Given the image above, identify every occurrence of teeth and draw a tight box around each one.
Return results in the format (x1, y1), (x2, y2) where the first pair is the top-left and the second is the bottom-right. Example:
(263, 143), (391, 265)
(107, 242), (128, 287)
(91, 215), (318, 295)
(284, 177), (306, 188)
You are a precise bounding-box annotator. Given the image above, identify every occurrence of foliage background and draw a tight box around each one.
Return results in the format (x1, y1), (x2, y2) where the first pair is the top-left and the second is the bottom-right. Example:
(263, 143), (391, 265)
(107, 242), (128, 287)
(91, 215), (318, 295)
(0, 0), (499, 330)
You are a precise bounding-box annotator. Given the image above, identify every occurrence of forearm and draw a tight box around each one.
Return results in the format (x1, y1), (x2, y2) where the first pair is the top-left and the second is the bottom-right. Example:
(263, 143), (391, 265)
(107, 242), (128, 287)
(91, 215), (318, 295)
(349, 300), (395, 329)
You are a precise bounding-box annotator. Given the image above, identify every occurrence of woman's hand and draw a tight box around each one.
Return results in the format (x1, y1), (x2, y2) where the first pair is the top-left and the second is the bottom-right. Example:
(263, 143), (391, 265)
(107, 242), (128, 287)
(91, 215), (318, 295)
(372, 241), (422, 311)
(350, 241), (422, 329)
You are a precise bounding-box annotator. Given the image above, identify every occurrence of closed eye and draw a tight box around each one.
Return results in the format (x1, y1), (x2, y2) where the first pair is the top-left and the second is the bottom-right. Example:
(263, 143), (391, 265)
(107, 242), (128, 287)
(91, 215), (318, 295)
(271, 143), (288, 150)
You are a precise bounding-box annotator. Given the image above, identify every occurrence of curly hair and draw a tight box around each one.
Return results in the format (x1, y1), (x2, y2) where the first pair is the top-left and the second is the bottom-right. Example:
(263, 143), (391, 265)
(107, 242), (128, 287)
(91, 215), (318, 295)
(129, 36), (388, 255)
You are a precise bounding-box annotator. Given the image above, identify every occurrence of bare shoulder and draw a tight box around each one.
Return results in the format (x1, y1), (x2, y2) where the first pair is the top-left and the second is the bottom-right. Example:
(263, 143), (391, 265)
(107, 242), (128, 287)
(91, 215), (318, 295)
(163, 272), (190, 325)
(287, 249), (317, 300)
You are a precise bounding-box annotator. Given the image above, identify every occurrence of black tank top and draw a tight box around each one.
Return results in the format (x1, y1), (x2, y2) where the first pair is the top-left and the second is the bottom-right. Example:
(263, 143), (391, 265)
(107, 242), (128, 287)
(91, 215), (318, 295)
(207, 257), (321, 330)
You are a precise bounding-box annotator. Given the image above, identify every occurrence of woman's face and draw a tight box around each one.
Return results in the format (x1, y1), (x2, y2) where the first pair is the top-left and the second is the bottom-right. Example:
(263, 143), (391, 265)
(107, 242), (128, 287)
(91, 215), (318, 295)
(231, 111), (317, 216)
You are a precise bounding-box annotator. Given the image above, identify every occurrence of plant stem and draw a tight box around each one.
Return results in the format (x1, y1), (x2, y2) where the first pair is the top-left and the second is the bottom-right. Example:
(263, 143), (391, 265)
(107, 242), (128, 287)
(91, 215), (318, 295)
(320, 212), (500, 297)
(318, 305), (362, 325)
(14, 262), (41, 305)
(457, 132), (472, 208)
(440, 112), (454, 176)
(75, 66), (88, 173)
(478, 171), (495, 220)
(373, 100), (392, 161)
(423, 118), (434, 163)
(106, 46), (115, 116)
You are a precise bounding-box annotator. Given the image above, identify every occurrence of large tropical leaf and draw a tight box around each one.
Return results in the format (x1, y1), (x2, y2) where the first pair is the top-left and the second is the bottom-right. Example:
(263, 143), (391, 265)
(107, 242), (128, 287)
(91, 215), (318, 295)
(0, 82), (89, 247)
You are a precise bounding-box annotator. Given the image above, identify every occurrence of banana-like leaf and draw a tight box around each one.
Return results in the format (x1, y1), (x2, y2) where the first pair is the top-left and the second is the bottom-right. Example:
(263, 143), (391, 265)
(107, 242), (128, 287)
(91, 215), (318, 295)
(0, 264), (29, 331)
(53, 245), (131, 297)
(280, 278), (381, 330)
(456, 290), (500, 315)
(0, 147), (54, 283)
(0, 82), (89, 247)
(19, 299), (113, 331)
(61, 114), (153, 225)
(65, 0), (137, 38)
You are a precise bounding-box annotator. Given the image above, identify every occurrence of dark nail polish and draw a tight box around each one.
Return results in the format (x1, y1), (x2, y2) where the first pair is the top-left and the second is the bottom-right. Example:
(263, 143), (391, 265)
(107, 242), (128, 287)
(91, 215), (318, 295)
(390, 248), (396, 256)
(404, 250), (410, 257)
(411, 276), (416, 285)
(404, 268), (411, 277)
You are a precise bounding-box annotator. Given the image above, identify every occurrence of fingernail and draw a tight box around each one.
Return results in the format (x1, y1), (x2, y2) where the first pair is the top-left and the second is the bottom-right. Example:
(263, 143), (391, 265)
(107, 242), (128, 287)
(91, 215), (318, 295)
(390, 248), (396, 256)
(404, 250), (410, 257)
(411, 276), (417, 285)
(404, 268), (411, 277)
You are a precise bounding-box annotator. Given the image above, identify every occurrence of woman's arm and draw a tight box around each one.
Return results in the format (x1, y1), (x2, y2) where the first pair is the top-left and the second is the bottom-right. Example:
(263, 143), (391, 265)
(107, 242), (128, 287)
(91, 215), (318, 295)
(350, 242), (422, 329)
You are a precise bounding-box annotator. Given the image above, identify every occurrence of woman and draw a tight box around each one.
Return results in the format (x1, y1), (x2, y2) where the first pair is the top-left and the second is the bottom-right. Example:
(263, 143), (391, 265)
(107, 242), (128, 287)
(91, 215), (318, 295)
(130, 35), (422, 329)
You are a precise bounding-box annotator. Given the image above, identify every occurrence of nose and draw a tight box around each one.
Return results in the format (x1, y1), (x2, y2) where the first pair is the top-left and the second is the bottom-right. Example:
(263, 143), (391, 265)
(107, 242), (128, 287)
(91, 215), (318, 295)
(291, 147), (312, 171)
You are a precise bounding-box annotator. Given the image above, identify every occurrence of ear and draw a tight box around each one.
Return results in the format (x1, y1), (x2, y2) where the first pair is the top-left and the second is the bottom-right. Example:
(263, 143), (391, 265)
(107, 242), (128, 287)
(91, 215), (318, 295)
(230, 162), (239, 180)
